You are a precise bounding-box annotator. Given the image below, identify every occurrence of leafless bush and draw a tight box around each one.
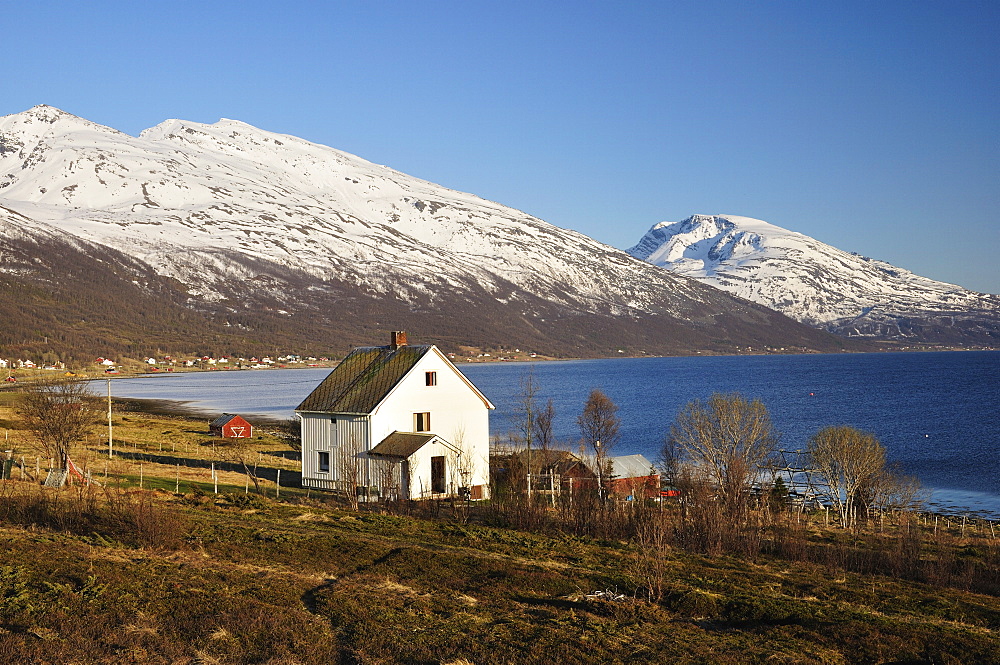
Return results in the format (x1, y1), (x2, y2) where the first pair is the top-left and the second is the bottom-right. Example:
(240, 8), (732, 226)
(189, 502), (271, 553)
(102, 488), (190, 549)
(15, 379), (101, 471)
(0, 484), (188, 550)
(667, 393), (777, 519)
(632, 511), (672, 602)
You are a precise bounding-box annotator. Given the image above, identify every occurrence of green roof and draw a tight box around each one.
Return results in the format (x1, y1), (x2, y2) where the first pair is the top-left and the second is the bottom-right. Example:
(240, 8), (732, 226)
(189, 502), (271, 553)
(295, 345), (432, 414)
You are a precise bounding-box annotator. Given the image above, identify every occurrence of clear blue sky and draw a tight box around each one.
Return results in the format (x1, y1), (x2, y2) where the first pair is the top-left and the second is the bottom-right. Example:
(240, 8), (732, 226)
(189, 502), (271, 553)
(6, 0), (999, 293)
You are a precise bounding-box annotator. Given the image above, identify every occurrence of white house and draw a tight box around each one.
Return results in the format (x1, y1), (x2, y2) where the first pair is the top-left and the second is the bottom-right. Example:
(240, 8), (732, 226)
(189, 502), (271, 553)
(296, 331), (494, 501)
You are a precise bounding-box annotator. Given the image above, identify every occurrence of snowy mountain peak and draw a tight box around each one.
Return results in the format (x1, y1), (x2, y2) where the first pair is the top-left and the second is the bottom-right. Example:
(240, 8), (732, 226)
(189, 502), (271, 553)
(629, 214), (999, 343)
(23, 104), (71, 122)
(630, 215), (783, 275)
(2, 105), (126, 138)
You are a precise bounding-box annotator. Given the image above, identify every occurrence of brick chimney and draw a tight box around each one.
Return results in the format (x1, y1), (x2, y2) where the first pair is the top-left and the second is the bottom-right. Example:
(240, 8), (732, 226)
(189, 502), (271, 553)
(389, 331), (408, 350)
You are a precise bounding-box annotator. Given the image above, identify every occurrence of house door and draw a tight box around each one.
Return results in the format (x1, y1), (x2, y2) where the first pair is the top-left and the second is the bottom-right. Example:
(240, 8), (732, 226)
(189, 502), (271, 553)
(431, 456), (446, 494)
(398, 460), (409, 500)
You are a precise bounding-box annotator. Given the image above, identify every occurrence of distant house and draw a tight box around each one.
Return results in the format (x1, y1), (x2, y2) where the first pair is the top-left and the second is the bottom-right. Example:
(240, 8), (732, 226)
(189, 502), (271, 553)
(492, 448), (595, 494)
(606, 454), (660, 499)
(492, 450), (659, 500)
(296, 331), (494, 501)
(210, 414), (254, 438)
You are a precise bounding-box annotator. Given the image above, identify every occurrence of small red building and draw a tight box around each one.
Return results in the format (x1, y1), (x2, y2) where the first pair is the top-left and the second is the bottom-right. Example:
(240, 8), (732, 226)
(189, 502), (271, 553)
(210, 414), (253, 438)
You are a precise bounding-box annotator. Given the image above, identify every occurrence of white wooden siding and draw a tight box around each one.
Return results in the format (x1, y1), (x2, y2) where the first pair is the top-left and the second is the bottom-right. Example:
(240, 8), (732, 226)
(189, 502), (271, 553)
(300, 413), (371, 489)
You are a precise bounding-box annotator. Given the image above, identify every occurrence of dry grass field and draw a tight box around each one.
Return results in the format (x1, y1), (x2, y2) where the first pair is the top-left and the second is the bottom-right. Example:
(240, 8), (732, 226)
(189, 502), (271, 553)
(0, 390), (999, 663)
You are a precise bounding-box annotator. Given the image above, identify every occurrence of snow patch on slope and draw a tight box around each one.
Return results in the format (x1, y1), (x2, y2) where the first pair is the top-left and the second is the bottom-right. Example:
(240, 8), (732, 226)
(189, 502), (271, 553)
(0, 105), (711, 321)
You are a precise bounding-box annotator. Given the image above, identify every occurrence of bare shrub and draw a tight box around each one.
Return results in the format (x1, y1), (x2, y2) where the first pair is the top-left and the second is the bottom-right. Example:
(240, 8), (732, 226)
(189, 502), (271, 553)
(808, 425), (885, 527)
(633, 511), (672, 602)
(668, 393), (777, 518)
(102, 488), (189, 549)
(15, 379), (101, 471)
(0, 484), (188, 550)
(672, 473), (726, 555)
(577, 389), (620, 502)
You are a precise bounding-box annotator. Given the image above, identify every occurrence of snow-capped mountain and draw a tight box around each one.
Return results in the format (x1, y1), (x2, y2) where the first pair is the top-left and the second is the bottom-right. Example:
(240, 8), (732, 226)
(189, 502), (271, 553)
(628, 214), (999, 344)
(0, 106), (853, 359)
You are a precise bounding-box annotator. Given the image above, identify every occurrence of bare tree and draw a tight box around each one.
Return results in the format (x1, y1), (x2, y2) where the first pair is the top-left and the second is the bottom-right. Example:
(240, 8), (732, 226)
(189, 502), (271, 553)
(864, 464), (924, 515)
(373, 456), (400, 504)
(533, 398), (558, 504)
(534, 398), (556, 458)
(515, 371), (539, 495)
(577, 389), (620, 501)
(216, 435), (263, 494)
(807, 425), (885, 527)
(667, 393), (777, 515)
(275, 416), (302, 452)
(448, 423), (474, 496)
(337, 433), (364, 510)
(16, 380), (101, 471)
(658, 434), (682, 485)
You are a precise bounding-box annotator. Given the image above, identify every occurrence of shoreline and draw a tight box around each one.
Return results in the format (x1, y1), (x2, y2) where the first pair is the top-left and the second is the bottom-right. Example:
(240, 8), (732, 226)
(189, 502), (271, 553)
(114, 395), (1000, 522)
(2, 344), (996, 383)
(114, 396), (289, 427)
(101, 353), (1000, 522)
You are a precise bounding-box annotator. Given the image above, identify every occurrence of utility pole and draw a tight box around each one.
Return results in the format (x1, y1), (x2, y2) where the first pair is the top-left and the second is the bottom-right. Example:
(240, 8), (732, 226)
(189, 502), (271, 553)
(107, 377), (113, 459)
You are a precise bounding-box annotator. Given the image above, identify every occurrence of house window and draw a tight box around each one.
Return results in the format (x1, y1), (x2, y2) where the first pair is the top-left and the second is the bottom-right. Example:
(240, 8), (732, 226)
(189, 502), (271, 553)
(431, 456), (446, 494)
(318, 451), (330, 473)
(425, 371), (437, 386)
(414, 412), (431, 432)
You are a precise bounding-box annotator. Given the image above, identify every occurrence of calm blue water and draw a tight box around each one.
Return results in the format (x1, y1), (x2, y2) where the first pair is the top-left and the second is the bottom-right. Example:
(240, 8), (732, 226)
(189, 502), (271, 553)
(105, 351), (1000, 518)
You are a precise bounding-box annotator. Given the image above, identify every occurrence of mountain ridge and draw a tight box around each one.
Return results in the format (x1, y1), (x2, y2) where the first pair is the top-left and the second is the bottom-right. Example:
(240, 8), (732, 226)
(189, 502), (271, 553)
(0, 106), (864, 362)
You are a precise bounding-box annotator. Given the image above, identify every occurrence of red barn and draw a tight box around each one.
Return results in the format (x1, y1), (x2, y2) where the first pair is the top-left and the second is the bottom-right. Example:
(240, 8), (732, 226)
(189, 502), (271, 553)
(210, 414), (253, 438)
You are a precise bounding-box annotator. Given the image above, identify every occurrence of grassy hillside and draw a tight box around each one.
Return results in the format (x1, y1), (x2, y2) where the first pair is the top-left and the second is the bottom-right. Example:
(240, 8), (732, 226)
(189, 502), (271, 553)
(0, 407), (998, 663)
(1, 488), (999, 664)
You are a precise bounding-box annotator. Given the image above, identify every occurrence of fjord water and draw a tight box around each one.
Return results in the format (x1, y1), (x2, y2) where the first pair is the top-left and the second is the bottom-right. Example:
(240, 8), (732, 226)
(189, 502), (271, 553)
(462, 351), (1000, 518)
(109, 351), (999, 518)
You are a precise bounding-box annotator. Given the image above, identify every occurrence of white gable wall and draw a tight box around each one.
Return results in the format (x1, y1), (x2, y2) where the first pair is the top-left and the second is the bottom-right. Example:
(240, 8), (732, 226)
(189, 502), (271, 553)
(370, 348), (491, 497)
